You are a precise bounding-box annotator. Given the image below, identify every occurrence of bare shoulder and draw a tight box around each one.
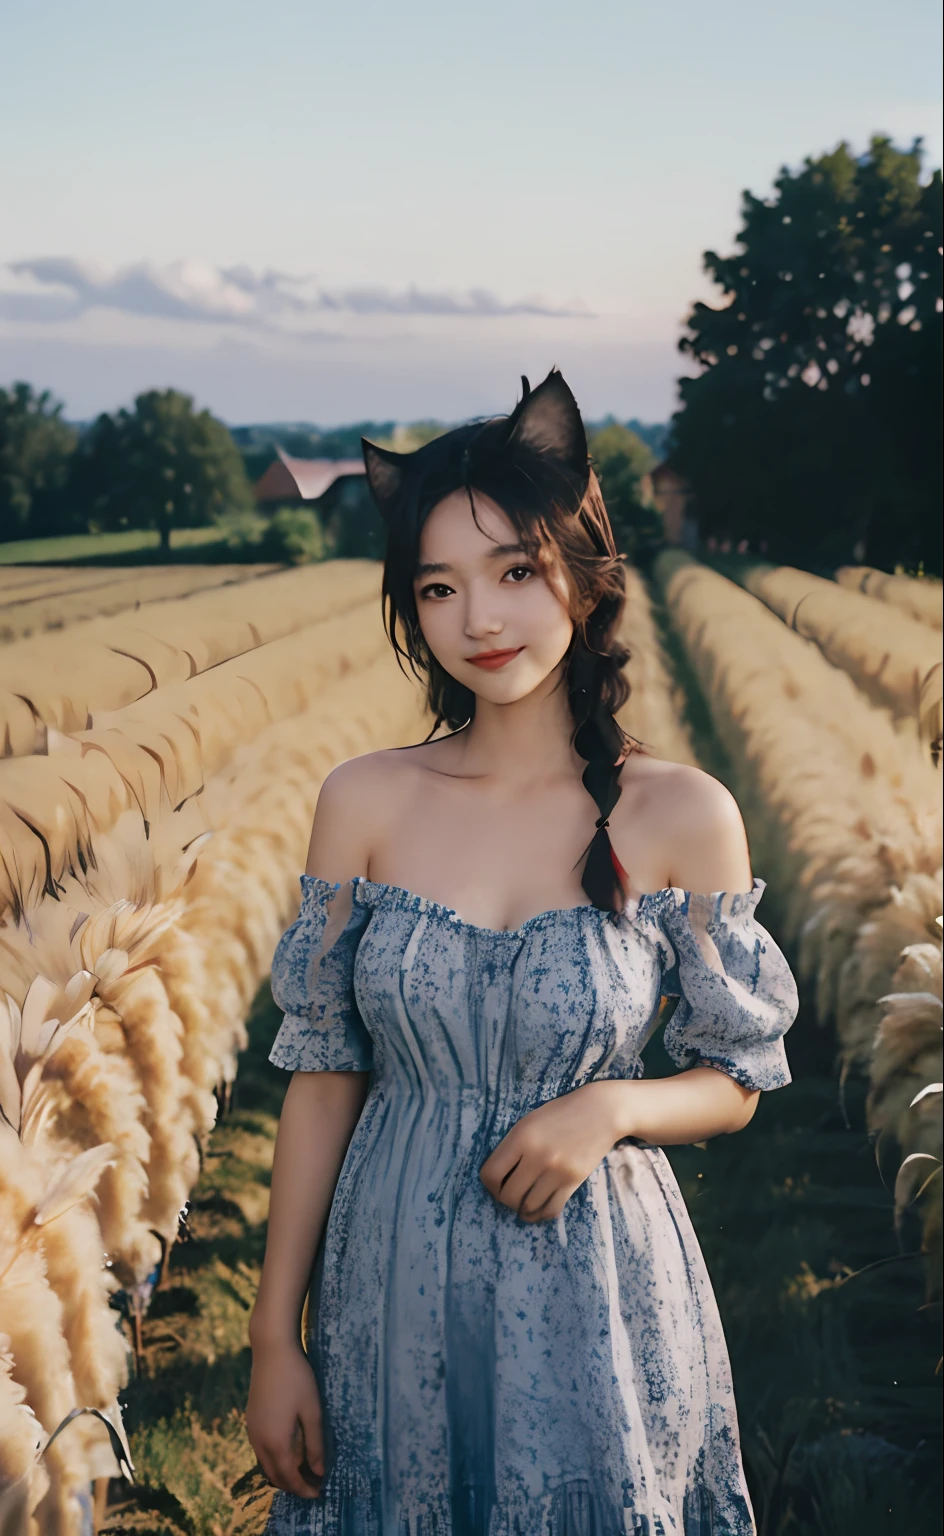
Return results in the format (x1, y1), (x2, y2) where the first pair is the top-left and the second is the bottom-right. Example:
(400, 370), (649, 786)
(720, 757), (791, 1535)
(304, 741), (439, 882)
(620, 753), (745, 831)
(614, 752), (752, 893)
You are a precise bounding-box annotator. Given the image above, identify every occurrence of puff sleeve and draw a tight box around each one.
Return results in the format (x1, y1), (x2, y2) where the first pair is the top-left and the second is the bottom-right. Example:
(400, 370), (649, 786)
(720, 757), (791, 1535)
(656, 879), (797, 1092)
(268, 875), (374, 1073)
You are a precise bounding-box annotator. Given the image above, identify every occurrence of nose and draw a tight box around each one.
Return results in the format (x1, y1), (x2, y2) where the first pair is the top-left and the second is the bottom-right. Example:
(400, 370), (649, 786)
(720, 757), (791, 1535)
(463, 582), (505, 642)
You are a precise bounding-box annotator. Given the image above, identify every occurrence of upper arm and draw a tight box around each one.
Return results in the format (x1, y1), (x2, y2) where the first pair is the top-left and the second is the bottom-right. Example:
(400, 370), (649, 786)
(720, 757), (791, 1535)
(304, 754), (387, 885)
(660, 766), (752, 894)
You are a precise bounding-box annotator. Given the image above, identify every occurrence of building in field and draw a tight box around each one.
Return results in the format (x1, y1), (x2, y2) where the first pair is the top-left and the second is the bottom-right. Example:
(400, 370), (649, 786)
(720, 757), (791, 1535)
(252, 446), (366, 506)
(253, 446), (383, 558)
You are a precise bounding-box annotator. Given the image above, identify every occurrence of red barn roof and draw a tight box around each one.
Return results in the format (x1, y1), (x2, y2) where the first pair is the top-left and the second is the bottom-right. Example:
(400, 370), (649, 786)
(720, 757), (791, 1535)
(254, 446), (366, 504)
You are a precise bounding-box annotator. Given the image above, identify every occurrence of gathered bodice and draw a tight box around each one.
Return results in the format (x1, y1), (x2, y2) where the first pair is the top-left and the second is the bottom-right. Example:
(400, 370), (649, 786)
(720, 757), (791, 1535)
(268, 874), (797, 1113)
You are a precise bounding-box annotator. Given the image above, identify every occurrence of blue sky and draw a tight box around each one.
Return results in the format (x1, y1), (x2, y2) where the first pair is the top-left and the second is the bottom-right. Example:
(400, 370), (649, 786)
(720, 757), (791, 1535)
(1, 0), (941, 425)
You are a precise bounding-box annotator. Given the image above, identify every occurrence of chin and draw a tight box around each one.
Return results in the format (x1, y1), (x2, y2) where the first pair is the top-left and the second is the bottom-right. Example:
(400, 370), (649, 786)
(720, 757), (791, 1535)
(465, 662), (558, 702)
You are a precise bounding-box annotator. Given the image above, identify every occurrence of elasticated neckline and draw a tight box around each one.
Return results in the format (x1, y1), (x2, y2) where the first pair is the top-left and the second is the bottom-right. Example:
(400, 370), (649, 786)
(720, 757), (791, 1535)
(297, 872), (765, 942)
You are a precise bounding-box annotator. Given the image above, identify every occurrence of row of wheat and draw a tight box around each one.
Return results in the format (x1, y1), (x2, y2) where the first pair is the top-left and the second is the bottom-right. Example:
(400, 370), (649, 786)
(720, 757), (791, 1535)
(836, 565), (943, 632)
(616, 568), (698, 767)
(730, 562), (943, 756)
(0, 560), (381, 755)
(0, 564), (283, 646)
(654, 550), (943, 1306)
(0, 563), (429, 1535)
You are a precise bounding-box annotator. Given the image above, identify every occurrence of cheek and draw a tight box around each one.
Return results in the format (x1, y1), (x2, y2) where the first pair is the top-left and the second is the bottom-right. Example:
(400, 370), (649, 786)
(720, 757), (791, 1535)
(522, 582), (574, 652)
(415, 601), (459, 663)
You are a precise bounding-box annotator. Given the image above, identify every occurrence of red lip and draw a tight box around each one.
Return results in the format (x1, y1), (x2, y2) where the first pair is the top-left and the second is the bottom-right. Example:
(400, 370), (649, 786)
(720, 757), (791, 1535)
(466, 647), (524, 670)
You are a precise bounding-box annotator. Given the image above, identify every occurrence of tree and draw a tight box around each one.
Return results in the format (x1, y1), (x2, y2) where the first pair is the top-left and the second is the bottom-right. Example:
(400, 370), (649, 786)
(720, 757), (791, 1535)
(0, 382), (77, 540)
(587, 423), (660, 556)
(671, 135), (943, 572)
(73, 389), (254, 552)
(387, 421), (447, 453)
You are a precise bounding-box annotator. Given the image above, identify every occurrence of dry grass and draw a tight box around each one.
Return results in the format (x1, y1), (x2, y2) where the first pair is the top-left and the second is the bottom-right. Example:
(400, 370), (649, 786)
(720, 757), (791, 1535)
(0, 563), (428, 1532)
(655, 550), (942, 1308)
(737, 562), (942, 755)
(0, 561), (381, 755)
(616, 568), (698, 765)
(836, 566), (943, 633)
(0, 563), (282, 645)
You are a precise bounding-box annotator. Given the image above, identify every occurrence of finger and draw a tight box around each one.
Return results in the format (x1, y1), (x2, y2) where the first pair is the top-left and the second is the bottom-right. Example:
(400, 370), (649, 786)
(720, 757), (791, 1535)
(530, 1187), (573, 1222)
(299, 1405), (325, 1477)
(494, 1162), (541, 1212)
(265, 1453), (319, 1497)
(480, 1137), (522, 1181)
(480, 1148), (522, 1195)
(276, 1419), (323, 1497)
(517, 1171), (561, 1221)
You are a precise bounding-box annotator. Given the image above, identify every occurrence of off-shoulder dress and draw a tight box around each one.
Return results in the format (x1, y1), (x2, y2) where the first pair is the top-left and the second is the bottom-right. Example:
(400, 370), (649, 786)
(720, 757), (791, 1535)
(262, 873), (798, 1536)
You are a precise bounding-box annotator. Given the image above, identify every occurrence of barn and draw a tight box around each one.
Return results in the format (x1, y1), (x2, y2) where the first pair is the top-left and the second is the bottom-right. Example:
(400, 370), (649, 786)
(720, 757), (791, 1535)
(253, 445), (367, 506)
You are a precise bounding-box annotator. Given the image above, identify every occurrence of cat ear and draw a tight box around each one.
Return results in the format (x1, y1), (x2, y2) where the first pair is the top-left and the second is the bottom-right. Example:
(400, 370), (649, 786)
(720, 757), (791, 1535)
(505, 367), (588, 475)
(361, 439), (407, 519)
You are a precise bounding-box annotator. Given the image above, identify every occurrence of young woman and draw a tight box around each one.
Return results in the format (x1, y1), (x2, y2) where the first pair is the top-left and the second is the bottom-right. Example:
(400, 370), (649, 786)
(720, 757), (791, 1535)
(246, 369), (798, 1535)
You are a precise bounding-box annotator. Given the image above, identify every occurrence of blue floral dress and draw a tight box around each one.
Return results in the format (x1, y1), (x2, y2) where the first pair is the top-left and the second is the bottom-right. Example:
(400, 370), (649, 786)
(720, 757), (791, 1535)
(263, 873), (797, 1536)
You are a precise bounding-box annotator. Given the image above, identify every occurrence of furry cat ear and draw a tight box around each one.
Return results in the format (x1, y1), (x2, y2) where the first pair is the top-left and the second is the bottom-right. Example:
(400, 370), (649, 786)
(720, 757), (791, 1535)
(504, 367), (588, 476)
(361, 439), (407, 519)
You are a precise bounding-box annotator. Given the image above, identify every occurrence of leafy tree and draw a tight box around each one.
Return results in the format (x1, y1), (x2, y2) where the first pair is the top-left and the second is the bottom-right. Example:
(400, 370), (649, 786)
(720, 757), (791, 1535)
(0, 382), (77, 540)
(587, 423), (660, 556)
(672, 135), (942, 572)
(73, 389), (254, 552)
(588, 415), (669, 460)
(385, 421), (447, 453)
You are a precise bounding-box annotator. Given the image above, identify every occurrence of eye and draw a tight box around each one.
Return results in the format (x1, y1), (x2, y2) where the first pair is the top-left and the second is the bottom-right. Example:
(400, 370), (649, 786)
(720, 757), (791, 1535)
(418, 582), (454, 600)
(503, 565), (534, 584)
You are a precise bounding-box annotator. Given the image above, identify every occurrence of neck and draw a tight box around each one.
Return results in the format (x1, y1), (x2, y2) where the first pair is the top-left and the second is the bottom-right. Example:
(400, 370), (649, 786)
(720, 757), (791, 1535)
(451, 660), (585, 788)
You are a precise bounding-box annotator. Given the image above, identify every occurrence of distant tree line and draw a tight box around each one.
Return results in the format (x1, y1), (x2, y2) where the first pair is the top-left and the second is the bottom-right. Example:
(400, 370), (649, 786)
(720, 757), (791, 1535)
(0, 386), (255, 553)
(670, 135), (943, 574)
(0, 384), (661, 563)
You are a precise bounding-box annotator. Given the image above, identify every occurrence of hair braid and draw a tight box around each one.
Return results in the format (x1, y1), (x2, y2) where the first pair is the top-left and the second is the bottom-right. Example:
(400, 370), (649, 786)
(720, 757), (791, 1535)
(566, 623), (634, 914)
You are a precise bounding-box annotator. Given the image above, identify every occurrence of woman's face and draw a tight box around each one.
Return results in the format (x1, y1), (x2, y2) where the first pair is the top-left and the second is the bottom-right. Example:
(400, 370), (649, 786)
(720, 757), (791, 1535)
(413, 489), (575, 703)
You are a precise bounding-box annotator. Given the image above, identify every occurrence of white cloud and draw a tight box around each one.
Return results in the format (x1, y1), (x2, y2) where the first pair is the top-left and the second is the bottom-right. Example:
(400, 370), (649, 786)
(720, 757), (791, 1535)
(0, 257), (593, 331)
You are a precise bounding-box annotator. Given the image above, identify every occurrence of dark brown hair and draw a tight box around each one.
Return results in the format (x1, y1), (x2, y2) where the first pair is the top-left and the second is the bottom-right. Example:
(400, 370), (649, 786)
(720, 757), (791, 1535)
(361, 369), (634, 913)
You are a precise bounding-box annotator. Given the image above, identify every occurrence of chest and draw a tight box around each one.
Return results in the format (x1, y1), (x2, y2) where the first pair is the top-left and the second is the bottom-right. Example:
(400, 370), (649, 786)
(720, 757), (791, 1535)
(350, 903), (664, 1092)
(371, 774), (603, 932)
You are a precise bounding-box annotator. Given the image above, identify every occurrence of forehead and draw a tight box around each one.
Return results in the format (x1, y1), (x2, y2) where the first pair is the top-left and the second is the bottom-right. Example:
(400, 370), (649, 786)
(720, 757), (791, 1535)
(417, 489), (519, 560)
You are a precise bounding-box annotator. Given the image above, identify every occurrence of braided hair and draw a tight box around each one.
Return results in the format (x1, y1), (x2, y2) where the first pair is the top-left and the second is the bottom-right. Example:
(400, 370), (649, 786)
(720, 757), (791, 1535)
(362, 368), (636, 915)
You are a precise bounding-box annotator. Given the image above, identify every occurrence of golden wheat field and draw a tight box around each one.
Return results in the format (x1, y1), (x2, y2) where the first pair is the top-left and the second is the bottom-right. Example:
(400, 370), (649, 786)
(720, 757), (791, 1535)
(0, 566), (284, 647)
(0, 554), (941, 1536)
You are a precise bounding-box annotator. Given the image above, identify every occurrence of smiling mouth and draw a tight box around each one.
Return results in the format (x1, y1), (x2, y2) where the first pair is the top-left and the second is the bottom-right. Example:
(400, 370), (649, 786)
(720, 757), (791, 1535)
(465, 647), (525, 670)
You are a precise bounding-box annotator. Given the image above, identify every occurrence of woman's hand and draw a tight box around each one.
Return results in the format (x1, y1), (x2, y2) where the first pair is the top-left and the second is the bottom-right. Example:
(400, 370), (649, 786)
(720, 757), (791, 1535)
(246, 1338), (325, 1498)
(479, 1082), (624, 1223)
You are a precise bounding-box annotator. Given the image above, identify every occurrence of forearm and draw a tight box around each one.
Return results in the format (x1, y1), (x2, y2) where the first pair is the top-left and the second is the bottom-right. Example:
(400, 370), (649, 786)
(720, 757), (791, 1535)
(249, 1069), (369, 1349)
(590, 1066), (759, 1149)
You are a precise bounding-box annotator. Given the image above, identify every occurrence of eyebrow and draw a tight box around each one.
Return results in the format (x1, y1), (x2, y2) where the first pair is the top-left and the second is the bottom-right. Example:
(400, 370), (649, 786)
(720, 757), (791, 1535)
(415, 543), (527, 578)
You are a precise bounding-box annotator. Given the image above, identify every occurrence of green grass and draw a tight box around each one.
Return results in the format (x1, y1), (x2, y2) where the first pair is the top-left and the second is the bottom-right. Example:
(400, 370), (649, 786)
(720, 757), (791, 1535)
(0, 527), (227, 565)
